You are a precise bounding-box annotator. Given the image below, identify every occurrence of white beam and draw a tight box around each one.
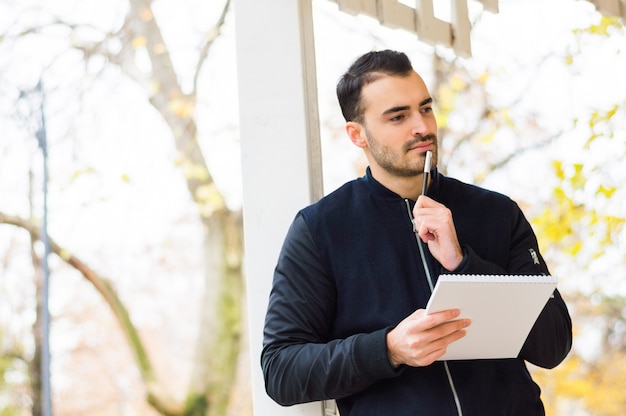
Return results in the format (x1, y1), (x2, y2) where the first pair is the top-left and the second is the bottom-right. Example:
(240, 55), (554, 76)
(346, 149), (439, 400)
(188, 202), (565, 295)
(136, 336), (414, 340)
(592, 0), (622, 16)
(333, 0), (379, 18)
(415, 0), (452, 47)
(362, 0), (379, 16)
(451, 0), (472, 57)
(336, 0), (362, 15)
(478, 0), (499, 13)
(234, 0), (323, 415)
(378, 0), (417, 32)
(328, 0), (506, 57)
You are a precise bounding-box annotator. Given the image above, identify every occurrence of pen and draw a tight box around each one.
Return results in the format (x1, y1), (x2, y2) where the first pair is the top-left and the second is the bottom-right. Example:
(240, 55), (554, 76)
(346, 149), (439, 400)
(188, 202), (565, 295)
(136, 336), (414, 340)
(416, 149), (435, 291)
(421, 150), (432, 196)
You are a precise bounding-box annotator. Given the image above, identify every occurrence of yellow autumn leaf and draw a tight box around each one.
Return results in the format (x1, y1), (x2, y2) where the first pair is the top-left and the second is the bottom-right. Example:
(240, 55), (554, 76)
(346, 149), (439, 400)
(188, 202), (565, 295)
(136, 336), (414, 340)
(478, 129), (496, 144)
(449, 74), (466, 92)
(597, 184), (616, 198)
(436, 84), (456, 112)
(605, 104), (618, 119)
(59, 248), (72, 261)
(553, 160), (565, 180)
(589, 16), (620, 36)
(195, 183), (224, 206)
(435, 112), (448, 129)
(152, 42), (167, 55)
(179, 159), (209, 181)
(139, 7), (153, 21)
(132, 36), (147, 49)
(168, 97), (195, 118)
(149, 80), (160, 95)
(69, 167), (95, 183)
(565, 240), (583, 256)
(571, 163), (585, 190)
(498, 108), (513, 126)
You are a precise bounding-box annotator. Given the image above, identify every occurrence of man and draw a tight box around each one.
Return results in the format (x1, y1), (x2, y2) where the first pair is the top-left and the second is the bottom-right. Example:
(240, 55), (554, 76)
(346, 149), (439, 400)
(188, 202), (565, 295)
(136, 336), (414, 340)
(261, 50), (572, 415)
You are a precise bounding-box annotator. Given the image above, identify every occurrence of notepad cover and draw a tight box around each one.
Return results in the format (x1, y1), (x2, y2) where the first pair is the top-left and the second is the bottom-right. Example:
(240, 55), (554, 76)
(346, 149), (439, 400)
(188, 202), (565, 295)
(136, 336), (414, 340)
(425, 274), (558, 360)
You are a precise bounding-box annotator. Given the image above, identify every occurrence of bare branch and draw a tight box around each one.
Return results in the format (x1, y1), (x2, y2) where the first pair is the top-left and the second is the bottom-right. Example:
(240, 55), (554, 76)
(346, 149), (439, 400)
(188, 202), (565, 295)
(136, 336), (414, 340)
(192, 0), (232, 94)
(0, 211), (184, 416)
(124, 0), (227, 220)
(485, 130), (563, 176)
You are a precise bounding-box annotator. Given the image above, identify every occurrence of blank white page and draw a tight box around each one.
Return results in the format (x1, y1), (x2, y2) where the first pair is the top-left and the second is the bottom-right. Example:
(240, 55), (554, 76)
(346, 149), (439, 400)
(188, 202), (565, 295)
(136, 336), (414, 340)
(425, 274), (558, 360)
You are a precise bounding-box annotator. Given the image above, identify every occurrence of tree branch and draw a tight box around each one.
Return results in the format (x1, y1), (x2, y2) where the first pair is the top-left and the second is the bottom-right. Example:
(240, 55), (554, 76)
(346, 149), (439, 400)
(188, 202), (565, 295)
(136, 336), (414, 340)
(0, 211), (184, 415)
(124, 0), (227, 220)
(192, 0), (232, 94)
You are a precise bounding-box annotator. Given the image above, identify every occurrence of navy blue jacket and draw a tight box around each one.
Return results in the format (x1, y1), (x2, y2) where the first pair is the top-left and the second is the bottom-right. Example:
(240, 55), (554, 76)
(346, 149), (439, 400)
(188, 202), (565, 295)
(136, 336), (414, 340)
(262, 168), (572, 415)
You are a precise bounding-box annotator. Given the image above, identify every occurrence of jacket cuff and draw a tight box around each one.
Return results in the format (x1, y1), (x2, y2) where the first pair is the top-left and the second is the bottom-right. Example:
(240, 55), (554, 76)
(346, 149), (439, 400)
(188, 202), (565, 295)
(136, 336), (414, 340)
(452, 245), (503, 275)
(352, 328), (402, 381)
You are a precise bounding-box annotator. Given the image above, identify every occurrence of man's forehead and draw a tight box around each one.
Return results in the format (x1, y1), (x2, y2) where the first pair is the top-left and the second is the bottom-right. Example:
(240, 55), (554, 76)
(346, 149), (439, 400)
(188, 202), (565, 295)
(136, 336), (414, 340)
(361, 72), (431, 112)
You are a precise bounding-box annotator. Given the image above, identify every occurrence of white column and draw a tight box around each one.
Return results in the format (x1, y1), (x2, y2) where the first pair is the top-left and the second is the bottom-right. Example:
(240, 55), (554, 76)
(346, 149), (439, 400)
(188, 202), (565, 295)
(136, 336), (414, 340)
(234, 0), (324, 415)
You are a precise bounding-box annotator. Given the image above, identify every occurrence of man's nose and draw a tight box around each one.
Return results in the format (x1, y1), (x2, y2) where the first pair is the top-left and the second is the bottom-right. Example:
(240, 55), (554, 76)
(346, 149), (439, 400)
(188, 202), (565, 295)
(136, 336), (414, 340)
(411, 113), (428, 137)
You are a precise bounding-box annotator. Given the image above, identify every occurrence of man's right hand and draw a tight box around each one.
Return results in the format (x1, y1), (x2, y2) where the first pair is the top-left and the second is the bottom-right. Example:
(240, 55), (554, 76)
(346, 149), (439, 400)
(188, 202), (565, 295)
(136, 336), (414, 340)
(386, 308), (470, 367)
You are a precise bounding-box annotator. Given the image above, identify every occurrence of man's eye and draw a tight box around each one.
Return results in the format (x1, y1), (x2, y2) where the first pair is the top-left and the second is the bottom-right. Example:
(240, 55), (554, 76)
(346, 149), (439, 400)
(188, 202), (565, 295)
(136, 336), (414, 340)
(421, 107), (433, 114)
(390, 114), (405, 121)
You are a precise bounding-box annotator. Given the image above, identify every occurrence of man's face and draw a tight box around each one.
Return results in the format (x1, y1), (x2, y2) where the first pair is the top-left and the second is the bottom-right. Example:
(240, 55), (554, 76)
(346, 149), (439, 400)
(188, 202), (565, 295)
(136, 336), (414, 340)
(358, 71), (438, 178)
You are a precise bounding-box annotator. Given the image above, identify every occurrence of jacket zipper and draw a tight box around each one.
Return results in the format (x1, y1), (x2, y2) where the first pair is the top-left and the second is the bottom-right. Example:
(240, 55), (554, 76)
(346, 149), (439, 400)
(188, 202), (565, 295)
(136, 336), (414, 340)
(404, 199), (464, 416)
(405, 199), (435, 291)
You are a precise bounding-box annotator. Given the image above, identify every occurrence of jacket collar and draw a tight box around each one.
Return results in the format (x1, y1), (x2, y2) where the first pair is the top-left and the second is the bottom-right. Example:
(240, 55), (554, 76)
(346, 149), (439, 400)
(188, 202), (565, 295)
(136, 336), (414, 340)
(364, 166), (442, 201)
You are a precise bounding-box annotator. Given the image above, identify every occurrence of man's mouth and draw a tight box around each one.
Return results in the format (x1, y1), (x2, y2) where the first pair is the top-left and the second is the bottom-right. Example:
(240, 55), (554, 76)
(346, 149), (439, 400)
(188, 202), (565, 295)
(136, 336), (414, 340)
(406, 133), (436, 152)
(407, 141), (433, 153)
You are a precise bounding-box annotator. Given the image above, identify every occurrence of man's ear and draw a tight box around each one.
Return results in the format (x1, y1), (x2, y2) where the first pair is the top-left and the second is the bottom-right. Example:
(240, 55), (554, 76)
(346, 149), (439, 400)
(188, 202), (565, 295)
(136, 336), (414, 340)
(346, 121), (368, 149)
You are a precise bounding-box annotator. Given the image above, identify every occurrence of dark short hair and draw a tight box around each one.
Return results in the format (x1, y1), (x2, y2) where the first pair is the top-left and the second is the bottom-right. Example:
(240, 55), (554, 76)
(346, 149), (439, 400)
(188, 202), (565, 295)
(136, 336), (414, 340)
(336, 50), (414, 122)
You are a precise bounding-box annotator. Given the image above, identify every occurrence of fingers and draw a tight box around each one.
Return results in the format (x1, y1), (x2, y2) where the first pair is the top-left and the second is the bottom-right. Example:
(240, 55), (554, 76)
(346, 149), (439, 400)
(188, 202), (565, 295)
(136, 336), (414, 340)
(412, 196), (464, 270)
(413, 196), (450, 241)
(414, 194), (437, 209)
(414, 197), (452, 233)
(416, 308), (460, 326)
(410, 319), (470, 367)
(387, 309), (471, 368)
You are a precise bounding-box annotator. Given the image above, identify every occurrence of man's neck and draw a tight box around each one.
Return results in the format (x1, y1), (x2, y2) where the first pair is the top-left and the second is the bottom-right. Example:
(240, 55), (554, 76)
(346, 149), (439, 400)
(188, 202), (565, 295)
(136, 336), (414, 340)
(369, 166), (427, 200)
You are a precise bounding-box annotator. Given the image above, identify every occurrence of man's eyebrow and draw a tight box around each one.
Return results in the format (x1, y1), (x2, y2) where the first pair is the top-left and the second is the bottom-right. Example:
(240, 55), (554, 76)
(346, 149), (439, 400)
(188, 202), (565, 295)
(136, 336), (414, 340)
(420, 97), (433, 106)
(381, 97), (433, 116)
(382, 105), (410, 115)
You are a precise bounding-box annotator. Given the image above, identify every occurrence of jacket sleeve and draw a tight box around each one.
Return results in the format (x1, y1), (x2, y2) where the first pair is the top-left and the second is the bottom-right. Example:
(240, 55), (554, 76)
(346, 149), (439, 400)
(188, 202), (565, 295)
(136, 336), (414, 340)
(261, 214), (401, 406)
(454, 201), (572, 369)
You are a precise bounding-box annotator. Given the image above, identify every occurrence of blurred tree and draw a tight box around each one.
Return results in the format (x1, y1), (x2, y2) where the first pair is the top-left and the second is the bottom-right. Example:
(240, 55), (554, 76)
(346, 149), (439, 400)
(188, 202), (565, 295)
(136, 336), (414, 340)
(0, 327), (29, 416)
(430, 13), (626, 416)
(0, 0), (247, 415)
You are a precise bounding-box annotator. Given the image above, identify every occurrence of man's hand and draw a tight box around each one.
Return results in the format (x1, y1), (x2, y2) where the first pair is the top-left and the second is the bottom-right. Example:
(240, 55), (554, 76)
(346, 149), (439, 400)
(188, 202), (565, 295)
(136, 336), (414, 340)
(387, 308), (470, 367)
(413, 195), (464, 271)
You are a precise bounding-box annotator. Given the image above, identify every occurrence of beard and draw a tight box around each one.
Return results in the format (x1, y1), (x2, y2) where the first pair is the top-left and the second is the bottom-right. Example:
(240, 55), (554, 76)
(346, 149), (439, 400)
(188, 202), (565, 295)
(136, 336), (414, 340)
(364, 128), (437, 178)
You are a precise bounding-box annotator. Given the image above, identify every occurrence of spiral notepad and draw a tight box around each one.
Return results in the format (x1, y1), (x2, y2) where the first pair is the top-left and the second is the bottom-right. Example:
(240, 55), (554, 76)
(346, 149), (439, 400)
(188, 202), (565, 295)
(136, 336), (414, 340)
(425, 274), (558, 360)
